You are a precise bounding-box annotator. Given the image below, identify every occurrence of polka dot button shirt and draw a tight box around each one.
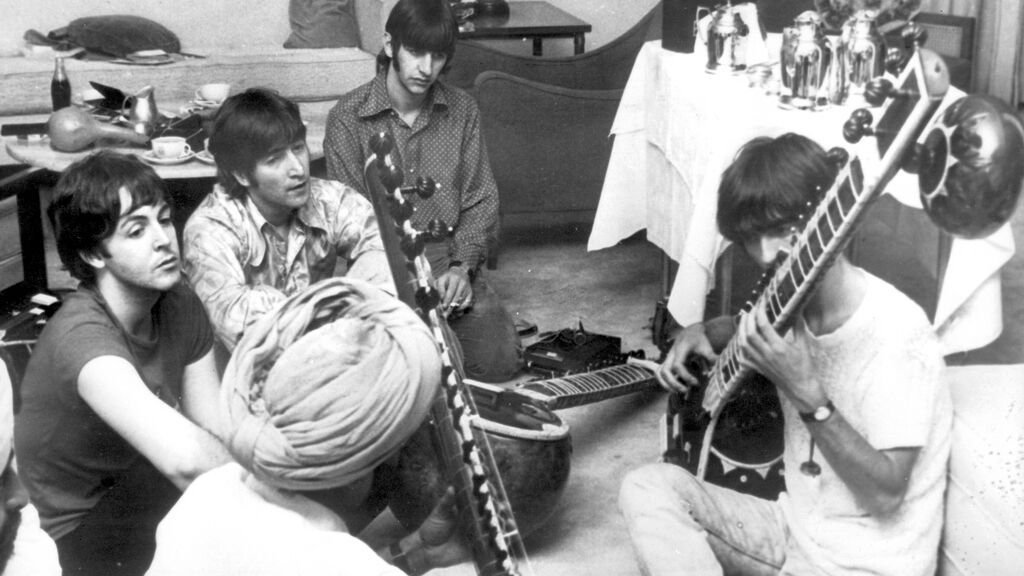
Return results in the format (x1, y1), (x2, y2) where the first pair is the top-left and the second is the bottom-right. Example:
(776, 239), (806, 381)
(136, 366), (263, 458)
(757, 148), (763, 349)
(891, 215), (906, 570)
(324, 72), (499, 270)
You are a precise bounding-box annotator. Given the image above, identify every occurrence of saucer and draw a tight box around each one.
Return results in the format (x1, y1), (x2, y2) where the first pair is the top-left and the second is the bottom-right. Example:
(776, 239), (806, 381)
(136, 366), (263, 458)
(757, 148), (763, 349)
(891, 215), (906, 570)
(195, 150), (216, 165)
(142, 151), (195, 165)
(191, 99), (223, 109)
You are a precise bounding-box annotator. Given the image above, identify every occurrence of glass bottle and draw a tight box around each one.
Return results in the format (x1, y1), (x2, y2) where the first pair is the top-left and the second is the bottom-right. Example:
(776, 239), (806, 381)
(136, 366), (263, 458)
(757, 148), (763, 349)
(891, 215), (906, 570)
(51, 57), (72, 111)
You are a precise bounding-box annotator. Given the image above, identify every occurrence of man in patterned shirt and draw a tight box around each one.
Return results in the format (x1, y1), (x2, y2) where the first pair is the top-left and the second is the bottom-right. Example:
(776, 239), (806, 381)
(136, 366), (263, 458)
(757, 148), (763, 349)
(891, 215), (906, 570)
(183, 88), (393, 353)
(324, 0), (522, 383)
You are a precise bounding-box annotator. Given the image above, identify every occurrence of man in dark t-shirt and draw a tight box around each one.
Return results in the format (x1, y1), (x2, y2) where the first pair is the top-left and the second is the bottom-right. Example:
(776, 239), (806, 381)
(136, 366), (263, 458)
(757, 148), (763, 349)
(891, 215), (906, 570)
(14, 152), (232, 576)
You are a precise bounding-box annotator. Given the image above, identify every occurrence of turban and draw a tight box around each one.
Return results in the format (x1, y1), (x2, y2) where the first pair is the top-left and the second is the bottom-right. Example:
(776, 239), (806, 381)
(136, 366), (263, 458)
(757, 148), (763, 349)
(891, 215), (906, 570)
(221, 277), (441, 491)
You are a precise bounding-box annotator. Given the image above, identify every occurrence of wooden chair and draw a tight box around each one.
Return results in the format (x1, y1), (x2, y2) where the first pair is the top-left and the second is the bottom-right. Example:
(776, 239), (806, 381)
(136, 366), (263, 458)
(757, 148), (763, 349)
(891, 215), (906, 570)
(445, 2), (663, 92)
(913, 12), (976, 91)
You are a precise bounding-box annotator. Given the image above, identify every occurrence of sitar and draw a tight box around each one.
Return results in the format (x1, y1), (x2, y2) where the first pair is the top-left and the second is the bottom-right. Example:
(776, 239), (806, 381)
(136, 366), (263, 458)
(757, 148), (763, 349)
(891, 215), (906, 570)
(363, 133), (534, 576)
(664, 40), (952, 495)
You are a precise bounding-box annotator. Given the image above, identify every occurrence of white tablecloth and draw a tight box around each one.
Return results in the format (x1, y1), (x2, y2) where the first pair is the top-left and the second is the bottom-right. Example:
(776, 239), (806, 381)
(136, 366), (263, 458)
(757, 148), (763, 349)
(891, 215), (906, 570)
(589, 40), (1015, 354)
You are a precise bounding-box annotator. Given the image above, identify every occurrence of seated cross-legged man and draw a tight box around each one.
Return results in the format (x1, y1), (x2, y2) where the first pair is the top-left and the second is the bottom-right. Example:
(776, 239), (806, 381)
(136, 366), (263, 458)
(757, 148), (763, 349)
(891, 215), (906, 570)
(183, 88), (393, 355)
(619, 134), (953, 576)
(324, 0), (522, 383)
(14, 152), (232, 576)
(146, 278), (468, 576)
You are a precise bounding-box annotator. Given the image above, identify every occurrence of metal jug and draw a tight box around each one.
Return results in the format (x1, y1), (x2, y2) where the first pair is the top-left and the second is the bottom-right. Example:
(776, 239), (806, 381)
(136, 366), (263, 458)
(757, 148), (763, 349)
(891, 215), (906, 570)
(122, 85), (159, 136)
(697, 1), (749, 75)
(839, 10), (885, 104)
(788, 11), (832, 108)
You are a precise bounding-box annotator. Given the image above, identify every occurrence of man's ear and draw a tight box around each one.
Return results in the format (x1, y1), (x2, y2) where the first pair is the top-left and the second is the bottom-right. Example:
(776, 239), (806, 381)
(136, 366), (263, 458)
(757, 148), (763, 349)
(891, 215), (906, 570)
(79, 249), (105, 271)
(231, 170), (251, 188)
(383, 32), (393, 59)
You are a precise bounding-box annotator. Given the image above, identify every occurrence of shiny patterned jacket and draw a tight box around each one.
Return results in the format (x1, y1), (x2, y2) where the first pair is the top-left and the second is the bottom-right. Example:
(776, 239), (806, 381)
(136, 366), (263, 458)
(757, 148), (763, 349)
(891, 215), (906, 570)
(182, 178), (393, 350)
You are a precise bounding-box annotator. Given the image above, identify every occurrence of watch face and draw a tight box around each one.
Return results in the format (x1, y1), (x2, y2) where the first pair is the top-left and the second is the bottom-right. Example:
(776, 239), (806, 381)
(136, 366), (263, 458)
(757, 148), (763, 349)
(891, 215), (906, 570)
(814, 404), (832, 421)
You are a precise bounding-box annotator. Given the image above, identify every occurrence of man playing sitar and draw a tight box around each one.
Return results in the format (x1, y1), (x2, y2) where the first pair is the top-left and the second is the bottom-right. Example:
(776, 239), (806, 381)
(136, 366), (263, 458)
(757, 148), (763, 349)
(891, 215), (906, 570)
(619, 133), (953, 576)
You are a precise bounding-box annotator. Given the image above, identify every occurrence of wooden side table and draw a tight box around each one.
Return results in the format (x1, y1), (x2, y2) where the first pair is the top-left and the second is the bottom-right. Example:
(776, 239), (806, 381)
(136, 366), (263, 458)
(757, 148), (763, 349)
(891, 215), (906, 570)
(460, 1), (592, 56)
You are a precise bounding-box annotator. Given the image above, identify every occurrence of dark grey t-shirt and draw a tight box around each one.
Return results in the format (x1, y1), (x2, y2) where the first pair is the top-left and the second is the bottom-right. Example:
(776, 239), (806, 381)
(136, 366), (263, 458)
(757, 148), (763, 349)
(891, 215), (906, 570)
(14, 282), (213, 539)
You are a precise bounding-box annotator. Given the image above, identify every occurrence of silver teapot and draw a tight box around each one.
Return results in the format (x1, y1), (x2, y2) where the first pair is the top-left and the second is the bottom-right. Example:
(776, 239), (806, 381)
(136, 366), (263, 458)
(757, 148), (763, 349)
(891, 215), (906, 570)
(838, 10), (885, 104)
(697, 1), (750, 75)
(783, 11), (832, 109)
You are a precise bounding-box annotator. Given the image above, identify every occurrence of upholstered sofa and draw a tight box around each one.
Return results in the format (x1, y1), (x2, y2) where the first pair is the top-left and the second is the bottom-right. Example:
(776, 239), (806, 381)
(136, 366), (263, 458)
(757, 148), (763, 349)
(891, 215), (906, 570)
(0, 0), (398, 117)
(451, 3), (663, 254)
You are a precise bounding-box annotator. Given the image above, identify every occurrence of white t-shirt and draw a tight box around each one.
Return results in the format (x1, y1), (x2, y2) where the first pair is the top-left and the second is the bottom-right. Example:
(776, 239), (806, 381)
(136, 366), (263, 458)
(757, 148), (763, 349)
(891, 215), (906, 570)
(146, 463), (404, 576)
(778, 273), (952, 576)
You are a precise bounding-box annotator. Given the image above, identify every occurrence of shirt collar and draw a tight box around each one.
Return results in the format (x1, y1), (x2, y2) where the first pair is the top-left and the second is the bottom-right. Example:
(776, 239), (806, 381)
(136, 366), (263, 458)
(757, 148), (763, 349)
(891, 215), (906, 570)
(234, 182), (328, 234)
(357, 70), (451, 119)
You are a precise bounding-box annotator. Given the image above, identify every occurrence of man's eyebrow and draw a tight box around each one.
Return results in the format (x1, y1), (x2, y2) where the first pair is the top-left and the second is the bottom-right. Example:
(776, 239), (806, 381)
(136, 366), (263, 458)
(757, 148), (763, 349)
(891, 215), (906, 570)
(117, 213), (148, 228)
(118, 204), (167, 227)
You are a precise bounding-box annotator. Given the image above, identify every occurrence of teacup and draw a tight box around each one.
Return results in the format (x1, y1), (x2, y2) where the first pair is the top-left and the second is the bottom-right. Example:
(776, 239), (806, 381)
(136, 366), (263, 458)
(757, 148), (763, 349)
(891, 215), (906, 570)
(195, 83), (230, 105)
(151, 136), (191, 159)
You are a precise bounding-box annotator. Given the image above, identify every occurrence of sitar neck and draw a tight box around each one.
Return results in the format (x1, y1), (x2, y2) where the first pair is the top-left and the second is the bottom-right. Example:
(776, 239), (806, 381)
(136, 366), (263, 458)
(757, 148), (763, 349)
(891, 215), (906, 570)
(362, 135), (532, 576)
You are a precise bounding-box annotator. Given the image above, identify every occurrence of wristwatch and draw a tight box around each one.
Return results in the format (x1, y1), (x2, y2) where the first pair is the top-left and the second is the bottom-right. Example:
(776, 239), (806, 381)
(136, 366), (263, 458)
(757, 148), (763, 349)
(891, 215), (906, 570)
(799, 400), (835, 423)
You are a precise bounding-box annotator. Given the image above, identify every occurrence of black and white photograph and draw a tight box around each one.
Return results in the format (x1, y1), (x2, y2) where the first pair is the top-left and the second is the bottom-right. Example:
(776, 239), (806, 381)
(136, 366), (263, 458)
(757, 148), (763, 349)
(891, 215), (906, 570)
(0, 1), (1021, 575)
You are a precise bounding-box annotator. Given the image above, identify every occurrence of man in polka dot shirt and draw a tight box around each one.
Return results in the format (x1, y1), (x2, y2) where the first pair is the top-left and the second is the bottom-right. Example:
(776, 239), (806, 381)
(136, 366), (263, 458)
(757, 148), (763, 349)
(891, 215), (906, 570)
(325, 0), (522, 383)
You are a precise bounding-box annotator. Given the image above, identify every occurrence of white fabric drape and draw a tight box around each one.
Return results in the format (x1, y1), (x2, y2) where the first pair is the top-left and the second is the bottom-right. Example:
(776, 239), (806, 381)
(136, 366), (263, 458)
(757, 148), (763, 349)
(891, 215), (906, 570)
(921, 0), (1024, 105)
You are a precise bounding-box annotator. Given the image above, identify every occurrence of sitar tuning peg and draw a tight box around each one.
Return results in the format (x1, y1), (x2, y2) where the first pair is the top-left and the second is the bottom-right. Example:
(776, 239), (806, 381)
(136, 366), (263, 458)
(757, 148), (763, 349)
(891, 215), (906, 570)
(400, 176), (438, 199)
(826, 147), (849, 169)
(842, 108), (875, 144)
(414, 285), (441, 311)
(884, 46), (908, 77)
(381, 163), (404, 191)
(902, 22), (927, 49)
(863, 78), (894, 107)
(422, 219), (453, 242)
(400, 231), (425, 260)
(369, 132), (394, 156)
(388, 196), (414, 224)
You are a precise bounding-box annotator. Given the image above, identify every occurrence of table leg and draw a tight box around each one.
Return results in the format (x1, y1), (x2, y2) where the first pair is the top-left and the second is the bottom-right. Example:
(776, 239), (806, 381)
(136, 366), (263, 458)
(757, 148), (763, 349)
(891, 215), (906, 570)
(532, 38), (543, 56)
(574, 33), (585, 55)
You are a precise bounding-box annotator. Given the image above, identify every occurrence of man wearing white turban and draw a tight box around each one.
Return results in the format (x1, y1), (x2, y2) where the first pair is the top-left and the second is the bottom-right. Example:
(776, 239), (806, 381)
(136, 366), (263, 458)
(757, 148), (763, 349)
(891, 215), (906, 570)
(0, 352), (60, 576)
(147, 278), (467, 576)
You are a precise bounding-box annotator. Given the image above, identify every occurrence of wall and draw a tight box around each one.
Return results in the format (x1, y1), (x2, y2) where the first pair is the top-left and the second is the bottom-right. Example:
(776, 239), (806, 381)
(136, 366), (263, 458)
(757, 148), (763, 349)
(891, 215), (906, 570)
(0, 0), (298, 56)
